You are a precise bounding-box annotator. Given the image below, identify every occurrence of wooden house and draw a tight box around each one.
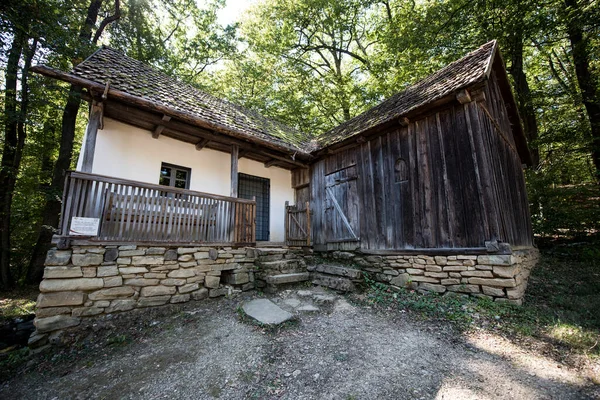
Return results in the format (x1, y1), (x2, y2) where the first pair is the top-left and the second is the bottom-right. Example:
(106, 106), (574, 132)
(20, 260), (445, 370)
(30, 40), (539, 339)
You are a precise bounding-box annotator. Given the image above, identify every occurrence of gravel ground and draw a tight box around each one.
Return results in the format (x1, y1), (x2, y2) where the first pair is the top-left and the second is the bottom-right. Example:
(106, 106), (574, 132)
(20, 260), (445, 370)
(1, 288), (598, 400)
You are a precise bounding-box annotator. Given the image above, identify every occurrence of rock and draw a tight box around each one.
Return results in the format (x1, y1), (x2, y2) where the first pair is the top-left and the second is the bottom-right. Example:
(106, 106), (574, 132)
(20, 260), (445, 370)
(443, 266), (468, 272)
(81, 267), (96, 278)
(97, 265), (118, 277)
(297, 290), (313, 297)
(477, 255), (513, 266)
(28, 332), (49, 348)
(71, 253), (103, 267)
(140, 285), (176, 297)
(191, 288), (209, 300)
(424, 272), (448, 278)
(118, 245), (137, 250)
(72, 307), (104, 317)
(482, 286), (505, 297)
(43, 266), (83, 279)
(492, 265), (519, 278)
(440, 278), (460, 285)
(35, 307), (73, 318)
(311, 264), (361, 279)
(119, 249), (145, 257)
(194, 252), (210, 260)
(418, 283), (447, 293)
(205, 275), (220, 289)
(467, 278), (516, 288)
(409, 276), (440, 283)
(297, 305), (319, 313)
(312, 294), (335, 305)
(117, 257), (131, 264)
(283, 298), (301, 308)
(131, 256), (164, 265)
(137, 295), (171, 307)
(177, 247), (199, 255)
(103, 276), (123, 287)
(178, 254), (194, 262)
(447, 284), (480, 293)
(146, 247), (166, 255)
(292, 369), (301, 377)
(209, 287), (228, 298)
(425, 265), (443, 272)
(37, 291), (84, 308)
(124, 278), (159, 287)
(242, 299), (293, 325)
(434, 256), (447, 266)
(39, 278), (103, 292)
(106, 299), (136, 313)
(170, 294), (191, 303)
(35, 315), (81, 333)
(104, 248), (119, 262)
(45, 249), (72, 266)
(164, 249), (178, 260)
(178, 283), (199, 294)
(266, 273), (310, 285)
(312, 274), (355, 292)
(88, 286), (135, 300)
(460, 270), (494, 278)
(119, 266), (148, 274)
(389, 273), (410, 287)
(161, 278), (186, 286)
(167, 269), (195, 278)
(224, 272), (250, 285)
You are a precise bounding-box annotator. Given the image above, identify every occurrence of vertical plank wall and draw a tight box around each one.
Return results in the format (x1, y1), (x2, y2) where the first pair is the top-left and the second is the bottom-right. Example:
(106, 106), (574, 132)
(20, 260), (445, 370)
(305, 76), (533, 250)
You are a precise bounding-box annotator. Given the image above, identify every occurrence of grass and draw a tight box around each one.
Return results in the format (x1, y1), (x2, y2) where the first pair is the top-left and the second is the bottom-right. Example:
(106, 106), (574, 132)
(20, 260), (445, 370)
(0, 285), (38, 321)
(358, 236), (600, 358)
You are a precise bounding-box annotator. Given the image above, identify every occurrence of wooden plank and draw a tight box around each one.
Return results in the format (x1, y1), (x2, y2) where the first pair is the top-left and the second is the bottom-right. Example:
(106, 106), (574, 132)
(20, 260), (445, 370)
(306, 201), (311, 246)
(230, 145), (239, 198)
(152, 115), (171, 139)
(325, 186), (358, 240)
(81, 102), (103, 173)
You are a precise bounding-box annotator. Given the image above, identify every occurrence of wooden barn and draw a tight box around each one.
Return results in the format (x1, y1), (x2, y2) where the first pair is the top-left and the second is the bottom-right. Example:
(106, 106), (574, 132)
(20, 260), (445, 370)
(30, 40), (539, 339)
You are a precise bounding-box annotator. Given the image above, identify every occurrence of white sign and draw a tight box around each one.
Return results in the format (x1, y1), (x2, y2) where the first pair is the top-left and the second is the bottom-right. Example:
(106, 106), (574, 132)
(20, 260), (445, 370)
(70, 217), (100, 236)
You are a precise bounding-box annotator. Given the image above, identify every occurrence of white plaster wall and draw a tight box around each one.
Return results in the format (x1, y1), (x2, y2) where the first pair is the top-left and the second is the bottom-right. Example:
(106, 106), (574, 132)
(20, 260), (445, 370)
(77, 117), (294, 242)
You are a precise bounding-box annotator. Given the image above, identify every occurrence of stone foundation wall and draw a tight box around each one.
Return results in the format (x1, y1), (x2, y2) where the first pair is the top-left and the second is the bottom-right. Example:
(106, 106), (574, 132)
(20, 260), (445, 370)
(313, 248), (540, 305)
(33, 245), (259, 344)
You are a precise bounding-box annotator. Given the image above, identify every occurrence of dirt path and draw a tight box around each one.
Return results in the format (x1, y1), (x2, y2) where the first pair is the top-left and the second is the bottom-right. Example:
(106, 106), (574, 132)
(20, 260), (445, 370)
(1, 289), (597, 399)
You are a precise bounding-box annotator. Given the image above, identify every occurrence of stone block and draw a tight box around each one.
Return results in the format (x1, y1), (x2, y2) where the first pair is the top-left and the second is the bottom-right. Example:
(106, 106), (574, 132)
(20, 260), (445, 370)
(449, 272), (462, 278)
(40, 278), (104, 292)
(106, 299), (136, 313)
(467, 277), (516, 288)
(124, 278), (159, 287)
(443, 266), (468, 272)
(37, 291), (84, 308)
(177, 247), (199, 255)
(179, 261), (197, 268)
(475, 264), (493, 271)
(493, 265), (519, 278)
(312, 274), (355, 292)
(164, 249), (178, 260)
(178, 254), (194, 262)
(161, 278), (186, 286)
(140, 285), (176, 297)
(88, 286), (135, 300)
(460, 270), (493, 278)
(418, 283), (447, 293)
(209, 287), (228, 298)
(94, 300), (110, 307)
(424, 272), (448, 278)
(137, 295), (171, 307)
(35, 315), (81, 333)
(312, 264), (361, 279)
(146, 247), (166, 255)
(179, 283), (199, 294)
(45, 249), (72, 266)
(409, 276), (440, 283)
(191, 288), (209, 300)
(118, 245), (137, 250)
(71, 253), (103, 267)
(170, 294), (191, 304)
(72, 307), (104, 317)
(167, 269), (195, 278)
(434, 256), (447, 266)
(477, 255), (514, 266)
(389, 273), (410, 287)
(145, 272), (166, 279)
(205, 275), (221, 288)
(119, 250), (146, 257)
(132, 256), (164, 265)
(506, 285), (527, 300)
(81, 267), (96, 277)
(104, 248), (119, 262)
(194, 252), (210, 260)
(441, 278), (460, 285)
(406, 268), (424, 275)
(97, 265), (118, 277)
(36, 307), (73, 318)
(119, 266), (148, 274)
(482, 286), (505, 297)
(447, 284), (480, 294)
(117, 257), (131, 264)
(225, 272), (250, 285)
(43, 266), (83, 279)
(425, 265), (443, 272)
(103, 276), (123, 287)
(186, 276), (204, 284)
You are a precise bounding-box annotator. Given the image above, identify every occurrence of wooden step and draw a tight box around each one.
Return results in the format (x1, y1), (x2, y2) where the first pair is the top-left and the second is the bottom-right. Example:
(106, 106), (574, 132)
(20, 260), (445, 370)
(266, 272), (310, 285)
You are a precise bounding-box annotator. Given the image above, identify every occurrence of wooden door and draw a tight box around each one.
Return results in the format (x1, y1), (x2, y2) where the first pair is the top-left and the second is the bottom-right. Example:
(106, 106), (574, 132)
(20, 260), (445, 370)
(324, 166), (359, 242)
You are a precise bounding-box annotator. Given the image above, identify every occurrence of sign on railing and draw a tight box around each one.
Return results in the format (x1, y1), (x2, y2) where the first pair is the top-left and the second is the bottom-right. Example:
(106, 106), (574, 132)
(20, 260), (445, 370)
(59, 171), (256, 244)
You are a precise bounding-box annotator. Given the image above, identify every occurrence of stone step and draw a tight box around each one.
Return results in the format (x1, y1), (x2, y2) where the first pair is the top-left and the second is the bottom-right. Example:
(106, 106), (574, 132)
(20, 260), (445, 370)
(312, 273), (356, 292)
(307, 264), (362, 279)
(258, 259), (304, 273)
(266, 272), (310, 285)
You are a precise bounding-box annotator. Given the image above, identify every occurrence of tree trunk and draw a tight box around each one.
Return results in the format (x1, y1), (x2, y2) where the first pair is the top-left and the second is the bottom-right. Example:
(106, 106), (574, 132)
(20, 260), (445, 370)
(564, 0), (600, 184)
(508, 32), (540, 167)
(0, 29), (26, 289)
(26, 0), (105, 284)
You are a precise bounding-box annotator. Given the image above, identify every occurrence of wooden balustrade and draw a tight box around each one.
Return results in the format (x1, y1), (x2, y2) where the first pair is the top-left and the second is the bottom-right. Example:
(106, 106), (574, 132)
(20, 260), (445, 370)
(58, 171), (256, 245)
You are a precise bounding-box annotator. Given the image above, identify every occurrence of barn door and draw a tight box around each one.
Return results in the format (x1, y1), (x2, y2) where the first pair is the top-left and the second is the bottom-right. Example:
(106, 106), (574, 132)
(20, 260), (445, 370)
(324, 166), (359, 242)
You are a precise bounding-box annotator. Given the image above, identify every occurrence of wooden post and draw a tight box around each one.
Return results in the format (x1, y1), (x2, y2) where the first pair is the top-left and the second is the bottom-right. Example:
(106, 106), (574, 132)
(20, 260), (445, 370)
(284, 201), (289, 245)
(306, 201), (311, 247)
(81, 101), (103, 173)
(230, 145), (239, 198)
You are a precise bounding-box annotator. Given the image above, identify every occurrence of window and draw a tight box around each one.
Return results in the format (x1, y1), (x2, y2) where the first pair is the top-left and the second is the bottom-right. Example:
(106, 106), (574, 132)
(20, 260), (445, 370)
(159, 163), (191, 189)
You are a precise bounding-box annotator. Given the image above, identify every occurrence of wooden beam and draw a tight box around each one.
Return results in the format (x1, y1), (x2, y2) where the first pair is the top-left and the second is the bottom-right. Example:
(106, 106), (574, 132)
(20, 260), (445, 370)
(238, 149), (250, 159)
(81, 101), (103, 173)
(152, 115), (171, 139)
(230, 145), (239, 197)
(195, 138), (210, 151)
(456, 89), (472, 104)
(264, 159), (280, 168)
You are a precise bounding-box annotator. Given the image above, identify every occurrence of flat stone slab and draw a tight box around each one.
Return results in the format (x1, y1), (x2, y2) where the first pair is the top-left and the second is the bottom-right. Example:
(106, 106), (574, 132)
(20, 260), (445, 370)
(266, 272), (310, 285)
(297, 305), (320, 313)
(242, 299), (293, 325)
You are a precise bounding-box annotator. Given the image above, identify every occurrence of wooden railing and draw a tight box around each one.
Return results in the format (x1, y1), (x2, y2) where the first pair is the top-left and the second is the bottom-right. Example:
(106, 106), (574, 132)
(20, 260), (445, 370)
(285, 201), (311, 246)
(58, 171), (256, 245)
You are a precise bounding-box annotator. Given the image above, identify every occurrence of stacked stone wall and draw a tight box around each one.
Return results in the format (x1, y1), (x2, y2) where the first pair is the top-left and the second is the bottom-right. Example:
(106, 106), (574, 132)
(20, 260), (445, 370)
(33, 245), (257, 343)
(316, 248), (539, 305)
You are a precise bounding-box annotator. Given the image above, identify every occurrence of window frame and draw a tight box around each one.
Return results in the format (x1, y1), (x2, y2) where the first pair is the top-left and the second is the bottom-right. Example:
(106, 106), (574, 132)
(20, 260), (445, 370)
(159, 162), (191, 190)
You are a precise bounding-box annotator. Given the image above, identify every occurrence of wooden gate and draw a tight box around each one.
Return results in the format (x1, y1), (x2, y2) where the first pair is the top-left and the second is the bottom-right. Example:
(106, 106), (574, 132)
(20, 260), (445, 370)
(285, 201), (311, 246)
(324, 166), (360, 243)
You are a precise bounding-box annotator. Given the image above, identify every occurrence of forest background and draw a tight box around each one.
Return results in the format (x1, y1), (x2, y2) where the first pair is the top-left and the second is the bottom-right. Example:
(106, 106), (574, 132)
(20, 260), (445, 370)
(1, 0), (599, 289)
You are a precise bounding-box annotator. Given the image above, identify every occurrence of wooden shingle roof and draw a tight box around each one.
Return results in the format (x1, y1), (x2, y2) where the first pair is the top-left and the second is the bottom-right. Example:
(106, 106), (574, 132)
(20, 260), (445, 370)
(319, 40), (498, 147)
(61, 47), (310, 154)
